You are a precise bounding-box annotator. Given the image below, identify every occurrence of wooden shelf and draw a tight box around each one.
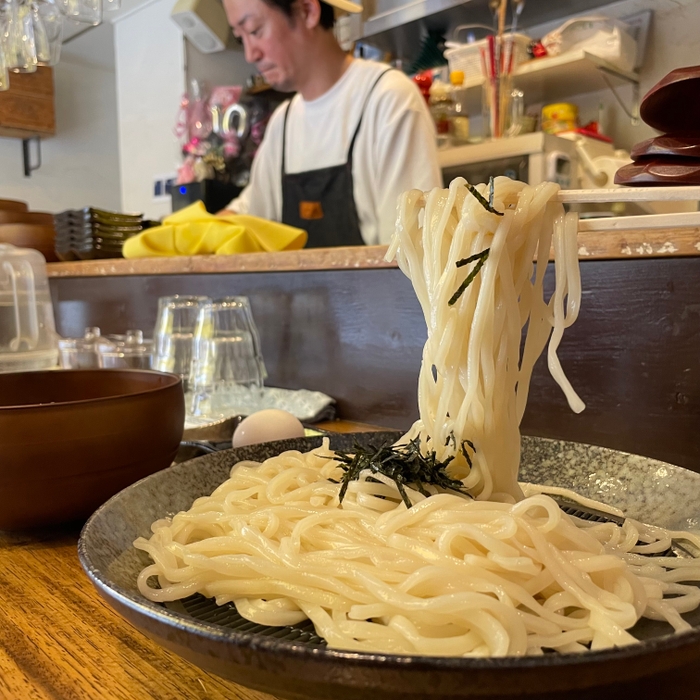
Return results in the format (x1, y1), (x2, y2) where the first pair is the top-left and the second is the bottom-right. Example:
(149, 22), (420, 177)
(513, 51), (639, 104)
(0, 67), (55, 139)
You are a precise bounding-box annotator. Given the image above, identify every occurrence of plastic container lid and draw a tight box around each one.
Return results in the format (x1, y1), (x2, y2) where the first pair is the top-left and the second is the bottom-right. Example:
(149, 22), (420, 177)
(0, 244), (58, 372)
(450, 70), (465, 86)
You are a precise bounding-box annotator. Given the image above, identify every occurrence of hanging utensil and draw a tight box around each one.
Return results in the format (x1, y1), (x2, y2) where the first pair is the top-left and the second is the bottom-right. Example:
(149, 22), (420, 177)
(505, 0), (526, 74)
(488, 0), (500, 34)
(511, 0), (525, 33)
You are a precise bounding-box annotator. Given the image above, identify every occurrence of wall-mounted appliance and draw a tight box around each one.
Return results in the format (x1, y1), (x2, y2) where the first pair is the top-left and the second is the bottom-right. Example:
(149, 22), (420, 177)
(171, 0), (229, 54)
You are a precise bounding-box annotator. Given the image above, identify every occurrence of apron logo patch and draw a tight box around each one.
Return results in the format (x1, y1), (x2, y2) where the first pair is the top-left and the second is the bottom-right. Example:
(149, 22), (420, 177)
(299, 201), (324, 220)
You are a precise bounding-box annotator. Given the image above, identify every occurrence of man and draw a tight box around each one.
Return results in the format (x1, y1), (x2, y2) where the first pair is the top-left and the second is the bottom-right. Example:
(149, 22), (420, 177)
(221, 0), (442, 247)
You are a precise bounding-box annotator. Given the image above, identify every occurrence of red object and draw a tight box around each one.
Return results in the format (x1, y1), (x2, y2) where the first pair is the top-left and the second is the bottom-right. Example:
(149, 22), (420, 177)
(506, 36), (515, 75)
(575, 121), (613, 143)
(413, 71), (433, 105)
(487, 34), (496, 78)
(529, 40), (548, 59)
(479, 46), (489, 79)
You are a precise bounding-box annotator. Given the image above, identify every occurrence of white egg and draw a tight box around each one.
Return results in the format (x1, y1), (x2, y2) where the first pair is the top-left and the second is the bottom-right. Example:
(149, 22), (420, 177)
(232, 409), (305, 448)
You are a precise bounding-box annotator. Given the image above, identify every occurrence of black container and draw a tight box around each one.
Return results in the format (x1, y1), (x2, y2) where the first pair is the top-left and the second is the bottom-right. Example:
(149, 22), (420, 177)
(171, 180), (243, 214)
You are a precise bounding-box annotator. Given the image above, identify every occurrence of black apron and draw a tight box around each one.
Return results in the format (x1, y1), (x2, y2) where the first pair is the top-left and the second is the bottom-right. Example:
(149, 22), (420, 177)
(281, 68), (392, 248)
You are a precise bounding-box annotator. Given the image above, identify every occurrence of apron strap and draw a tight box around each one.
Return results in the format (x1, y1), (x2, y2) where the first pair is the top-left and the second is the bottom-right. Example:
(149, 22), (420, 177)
(281, 67), (394, 177)
(281, 98), (293, 177)
(347, 67), (393, 164)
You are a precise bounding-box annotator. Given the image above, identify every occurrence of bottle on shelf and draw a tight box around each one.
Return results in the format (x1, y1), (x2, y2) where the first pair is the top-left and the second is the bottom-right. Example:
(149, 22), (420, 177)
(429, 79), (453, 149)
(449, 70), (470, 146)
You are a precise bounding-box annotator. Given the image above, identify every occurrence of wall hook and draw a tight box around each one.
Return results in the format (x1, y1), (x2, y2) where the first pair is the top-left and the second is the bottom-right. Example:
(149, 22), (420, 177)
(22, 137), (42, 177)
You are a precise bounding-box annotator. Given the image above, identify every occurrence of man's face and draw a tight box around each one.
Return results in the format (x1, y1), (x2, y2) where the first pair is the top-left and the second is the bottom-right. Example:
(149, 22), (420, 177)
(224, 0), (304, 92)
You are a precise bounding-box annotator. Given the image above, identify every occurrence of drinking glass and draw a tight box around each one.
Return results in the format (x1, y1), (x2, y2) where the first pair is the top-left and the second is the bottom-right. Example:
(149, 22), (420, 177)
(0, 41), (9, 91)
(482, 73), (513, 140)
(56, 0), (101, 26)
(2, 0), (38, 74)
(97, 330), (153, 369)
(189, 296), (265, 419)
(33, 1), (63, 66)
(153, 295), (210, 391)
(58, 326), (101, 369)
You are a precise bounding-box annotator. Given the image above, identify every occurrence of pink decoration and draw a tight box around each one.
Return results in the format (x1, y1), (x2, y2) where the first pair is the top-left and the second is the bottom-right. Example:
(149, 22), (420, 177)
(176, 156), (197, 185)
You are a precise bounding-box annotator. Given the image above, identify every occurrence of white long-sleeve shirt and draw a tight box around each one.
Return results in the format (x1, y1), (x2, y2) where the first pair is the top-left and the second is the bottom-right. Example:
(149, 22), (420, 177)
(229, 59), (442, 246)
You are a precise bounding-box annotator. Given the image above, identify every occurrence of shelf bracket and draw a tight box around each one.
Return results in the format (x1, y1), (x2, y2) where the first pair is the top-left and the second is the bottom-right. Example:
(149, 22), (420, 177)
(22, 136), (42, 178)
(599, 70), (641, 127)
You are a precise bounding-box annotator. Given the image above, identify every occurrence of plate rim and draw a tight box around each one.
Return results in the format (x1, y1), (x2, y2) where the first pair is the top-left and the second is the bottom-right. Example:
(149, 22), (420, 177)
(77, 432), (700, 676)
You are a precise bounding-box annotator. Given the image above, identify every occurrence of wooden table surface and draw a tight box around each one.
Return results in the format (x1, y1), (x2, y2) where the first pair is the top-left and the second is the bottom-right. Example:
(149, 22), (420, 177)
(0, 420), (384, 700)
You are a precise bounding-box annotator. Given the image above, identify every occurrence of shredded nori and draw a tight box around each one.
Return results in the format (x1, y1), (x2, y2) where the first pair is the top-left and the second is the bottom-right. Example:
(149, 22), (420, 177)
(333, 437), (474, 509)
(466, 181), (503, 217)
(448, 248), (490, 306)
(448, 180), (501, 307)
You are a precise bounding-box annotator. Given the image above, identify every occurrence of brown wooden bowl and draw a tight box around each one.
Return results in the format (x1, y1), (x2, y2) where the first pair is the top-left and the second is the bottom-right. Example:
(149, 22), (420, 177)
(0, 210), (55, 226)
(0, 223), (55, 245)
(0, 198), (28, 213)
(640, 65), (700, 134)
(0, 369), (185, 530)
(0, 223), (59, 262)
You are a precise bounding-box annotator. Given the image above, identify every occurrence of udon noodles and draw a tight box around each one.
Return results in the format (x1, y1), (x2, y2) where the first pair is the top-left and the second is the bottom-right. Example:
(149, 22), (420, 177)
(135, 177), (700, 656)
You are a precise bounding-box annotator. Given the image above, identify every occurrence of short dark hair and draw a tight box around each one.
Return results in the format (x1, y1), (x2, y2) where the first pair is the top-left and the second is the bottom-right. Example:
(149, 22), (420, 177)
(262, 0), (335, 29)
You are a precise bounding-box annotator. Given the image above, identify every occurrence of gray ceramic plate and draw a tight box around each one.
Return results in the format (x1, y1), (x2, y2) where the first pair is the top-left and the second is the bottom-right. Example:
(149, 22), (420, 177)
(78, 433), (700, 700)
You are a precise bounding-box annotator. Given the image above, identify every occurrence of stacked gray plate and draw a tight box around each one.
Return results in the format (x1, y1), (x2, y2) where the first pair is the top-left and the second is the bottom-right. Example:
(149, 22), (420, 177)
(54, 207), (144, 260)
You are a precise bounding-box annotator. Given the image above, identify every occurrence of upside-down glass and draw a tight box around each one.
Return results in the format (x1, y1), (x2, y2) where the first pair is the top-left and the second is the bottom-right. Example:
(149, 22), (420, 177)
(33, 1), (63, 66)
(0, 40), (8, 91)
(97, 330), (153, 369)
(153, 295), (209, 391)
(2, 0), (38, 74)
(56, 0), (101, 26)
(188, 297), (265, 419)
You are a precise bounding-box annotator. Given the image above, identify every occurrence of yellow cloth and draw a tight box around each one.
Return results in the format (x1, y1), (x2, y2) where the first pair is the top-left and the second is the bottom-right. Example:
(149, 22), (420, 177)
(122, 202), (307, 258)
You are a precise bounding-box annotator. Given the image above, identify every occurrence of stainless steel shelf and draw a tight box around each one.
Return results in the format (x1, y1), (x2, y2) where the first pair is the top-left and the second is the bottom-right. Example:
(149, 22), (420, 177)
(437, 51), (639, 117)
(356, 0), (624, 51)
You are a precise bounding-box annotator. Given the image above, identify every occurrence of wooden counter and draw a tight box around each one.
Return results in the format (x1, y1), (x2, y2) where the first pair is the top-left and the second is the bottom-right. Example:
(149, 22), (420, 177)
(46, 246), (397, 278)
(45, 225), (700, 279)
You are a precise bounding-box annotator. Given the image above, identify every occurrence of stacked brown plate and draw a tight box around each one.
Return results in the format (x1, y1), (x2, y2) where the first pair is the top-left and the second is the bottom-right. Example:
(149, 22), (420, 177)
(616, 66), (700, 186)
(0, 198), (28, 213)
(54, 207), (144, 260)
(0, 198), (58, 262)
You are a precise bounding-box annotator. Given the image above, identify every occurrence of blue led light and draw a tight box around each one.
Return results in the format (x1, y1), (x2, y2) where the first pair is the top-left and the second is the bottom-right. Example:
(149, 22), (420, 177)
(179, 186), (187, 195)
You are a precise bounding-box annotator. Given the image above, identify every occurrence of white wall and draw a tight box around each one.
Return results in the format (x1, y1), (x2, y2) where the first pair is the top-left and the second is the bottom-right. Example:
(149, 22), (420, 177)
(114, 0), (185, 219)
(525, 0), (700, 152)
(185, 40), (250, 88)
(0, 23), (121, 214)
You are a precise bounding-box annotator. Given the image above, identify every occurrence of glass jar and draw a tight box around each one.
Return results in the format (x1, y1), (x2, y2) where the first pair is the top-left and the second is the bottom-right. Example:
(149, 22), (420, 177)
(429, 80), (454, 149)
